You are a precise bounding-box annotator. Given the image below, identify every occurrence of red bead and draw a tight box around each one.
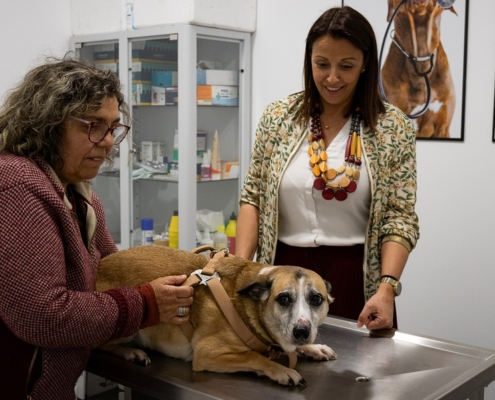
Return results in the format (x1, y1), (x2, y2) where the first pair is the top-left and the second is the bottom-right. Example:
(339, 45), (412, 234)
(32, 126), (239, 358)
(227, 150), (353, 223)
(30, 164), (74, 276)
(322, 188), (335, 200)
(348, 155), (355, 163)
(313, 177), (326, 190)
(346, 181), (357, 193)
(355, 158), (362, 166)
(335, 189), (348, 201)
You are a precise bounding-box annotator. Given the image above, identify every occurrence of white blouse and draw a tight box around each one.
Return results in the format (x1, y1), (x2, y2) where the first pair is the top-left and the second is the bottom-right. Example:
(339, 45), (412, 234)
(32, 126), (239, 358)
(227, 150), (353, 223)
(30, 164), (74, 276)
(278, 118), (371, 247)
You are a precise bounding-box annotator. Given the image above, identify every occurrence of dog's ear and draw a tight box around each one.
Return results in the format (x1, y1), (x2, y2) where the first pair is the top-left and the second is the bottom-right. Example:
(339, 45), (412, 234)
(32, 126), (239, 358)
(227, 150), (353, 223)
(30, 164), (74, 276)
(324, 280), (335, 304)
(238, 279), (273, 301)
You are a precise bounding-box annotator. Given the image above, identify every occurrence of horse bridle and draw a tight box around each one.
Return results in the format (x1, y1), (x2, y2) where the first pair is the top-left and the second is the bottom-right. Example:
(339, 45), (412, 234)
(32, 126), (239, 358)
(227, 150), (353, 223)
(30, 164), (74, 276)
(378, 0), (455, 119)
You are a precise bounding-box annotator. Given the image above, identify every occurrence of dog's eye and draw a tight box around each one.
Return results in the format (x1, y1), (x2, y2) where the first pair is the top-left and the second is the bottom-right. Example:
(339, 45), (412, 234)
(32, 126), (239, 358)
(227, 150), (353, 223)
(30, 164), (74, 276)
(310, 294), (323, 306)
(276, 294), (291, 307)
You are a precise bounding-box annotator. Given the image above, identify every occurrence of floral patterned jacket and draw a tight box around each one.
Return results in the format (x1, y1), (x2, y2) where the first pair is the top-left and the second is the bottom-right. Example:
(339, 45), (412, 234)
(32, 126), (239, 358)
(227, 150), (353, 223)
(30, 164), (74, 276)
(240, 92), (420, 301)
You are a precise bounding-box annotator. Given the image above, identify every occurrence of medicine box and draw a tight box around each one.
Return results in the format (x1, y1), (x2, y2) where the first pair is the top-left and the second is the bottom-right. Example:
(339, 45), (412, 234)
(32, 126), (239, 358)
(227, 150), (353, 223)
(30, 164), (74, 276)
(197, 85), (238, 106)
(196, 69), (239, 86)
(132, 83), (151, 105)
(173, 130), (208, 160)
(151, 86), (166, 106)
(152, 71), (178, 87)
(141, 141), (166, 162)
(132, 62), (177, 83)
(165, 87), (178, 106)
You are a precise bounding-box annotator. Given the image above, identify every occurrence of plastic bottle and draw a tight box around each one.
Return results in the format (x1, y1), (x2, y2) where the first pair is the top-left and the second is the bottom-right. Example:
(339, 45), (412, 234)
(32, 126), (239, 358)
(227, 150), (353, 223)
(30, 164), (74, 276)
(213, 225), (228, 251)
(225, 212), (237, 255)
(201, 151), (211, 181)
(141, 218), (154, 245)
(199, 227), (214, 256)
(168, 211), (179, 248)
(154, 223), (169, 246)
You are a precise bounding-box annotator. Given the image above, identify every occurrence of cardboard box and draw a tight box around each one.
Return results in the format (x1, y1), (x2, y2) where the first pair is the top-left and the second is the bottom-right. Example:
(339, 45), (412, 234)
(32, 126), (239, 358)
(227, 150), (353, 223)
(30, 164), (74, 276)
(151, 86), (166, 105)
(197, 85), (212, 106)
(221, 161), (240, 179)
(94, 62), (119, 74)
(197, 69), (239, 86)
(132, 83), (151, 105)
(141, 141), (166, 162)
(173, 130), (208, 159)
(197, 85), (238, 106)
(132, 61), (177, 83)
(152, 71), (178, 87)
(165, 87), (178, 106)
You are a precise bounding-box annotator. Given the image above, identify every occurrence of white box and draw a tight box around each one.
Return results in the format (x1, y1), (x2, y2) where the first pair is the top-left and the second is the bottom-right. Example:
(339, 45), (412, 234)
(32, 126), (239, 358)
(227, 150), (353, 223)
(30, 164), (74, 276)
(197, 69), (239, 86)
(71, 0), (256, 35)
(141, 141), (154, 162)
(151, 86), (166, 105)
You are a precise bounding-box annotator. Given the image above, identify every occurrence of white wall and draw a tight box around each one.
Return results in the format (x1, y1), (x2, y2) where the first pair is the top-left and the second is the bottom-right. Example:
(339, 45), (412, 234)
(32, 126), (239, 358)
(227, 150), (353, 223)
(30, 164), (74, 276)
(253, 0), (495, 397)
(1, 0), (495, 397)
(0, 0), (71, 101)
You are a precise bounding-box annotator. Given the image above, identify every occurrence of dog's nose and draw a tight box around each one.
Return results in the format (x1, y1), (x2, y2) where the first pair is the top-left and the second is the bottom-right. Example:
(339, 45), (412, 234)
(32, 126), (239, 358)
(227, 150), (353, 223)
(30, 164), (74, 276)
(293, 326), (310, 341)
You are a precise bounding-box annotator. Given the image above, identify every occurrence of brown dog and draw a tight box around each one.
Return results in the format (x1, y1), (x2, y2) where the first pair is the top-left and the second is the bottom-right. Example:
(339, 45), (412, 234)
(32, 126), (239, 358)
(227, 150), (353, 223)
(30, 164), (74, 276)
(382, 0), (456, 138)
(96, 246), (337, 386)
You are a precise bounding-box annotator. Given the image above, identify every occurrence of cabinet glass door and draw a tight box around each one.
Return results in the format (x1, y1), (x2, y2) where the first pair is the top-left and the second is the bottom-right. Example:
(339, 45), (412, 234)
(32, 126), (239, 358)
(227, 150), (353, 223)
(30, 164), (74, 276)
(129, 35), (179, 247)
(76, 40), (123, 245)
(195, 36), (242, 248)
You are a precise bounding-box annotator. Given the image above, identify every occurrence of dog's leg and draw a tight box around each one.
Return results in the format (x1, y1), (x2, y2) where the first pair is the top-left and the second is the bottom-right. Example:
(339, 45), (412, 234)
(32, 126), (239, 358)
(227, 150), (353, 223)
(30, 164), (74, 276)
(98, 342), (151, 366)
(193, 349), (307, 387)
(296, 344), (337, 360)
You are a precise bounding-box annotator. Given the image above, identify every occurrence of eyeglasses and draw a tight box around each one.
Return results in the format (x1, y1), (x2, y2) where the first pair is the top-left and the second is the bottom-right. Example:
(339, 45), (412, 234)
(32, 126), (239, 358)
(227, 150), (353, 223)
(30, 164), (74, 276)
(70, 116), (130, 145)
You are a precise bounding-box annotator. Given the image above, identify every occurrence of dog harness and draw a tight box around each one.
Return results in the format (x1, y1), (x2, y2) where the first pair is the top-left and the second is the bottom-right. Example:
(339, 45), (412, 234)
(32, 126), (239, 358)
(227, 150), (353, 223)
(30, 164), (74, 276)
(183, 246), (297, 369)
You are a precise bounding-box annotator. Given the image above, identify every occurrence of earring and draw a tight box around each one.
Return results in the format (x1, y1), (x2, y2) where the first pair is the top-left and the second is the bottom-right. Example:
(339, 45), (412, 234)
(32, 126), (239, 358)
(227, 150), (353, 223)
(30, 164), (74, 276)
(361, 68), (366, 73)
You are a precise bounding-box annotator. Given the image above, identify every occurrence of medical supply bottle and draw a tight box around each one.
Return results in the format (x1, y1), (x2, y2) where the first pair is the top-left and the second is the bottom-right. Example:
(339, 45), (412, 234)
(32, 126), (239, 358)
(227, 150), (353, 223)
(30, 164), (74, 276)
(154, 223), (169, 246)
(168, 211), (179, 248)
(201, 151), (211, 181)
(213, 225), (228, 251)
(141, 218), (154, 245)
(199, 227), (214, 256)
(225, 212), (237, 255)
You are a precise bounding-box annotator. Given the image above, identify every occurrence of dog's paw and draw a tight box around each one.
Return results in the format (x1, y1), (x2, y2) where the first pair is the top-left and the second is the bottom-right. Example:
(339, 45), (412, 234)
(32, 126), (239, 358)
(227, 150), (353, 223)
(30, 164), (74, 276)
(296, 344), (337, 361)
(122, 348), (151, 366)
(266, 366), (307, 387)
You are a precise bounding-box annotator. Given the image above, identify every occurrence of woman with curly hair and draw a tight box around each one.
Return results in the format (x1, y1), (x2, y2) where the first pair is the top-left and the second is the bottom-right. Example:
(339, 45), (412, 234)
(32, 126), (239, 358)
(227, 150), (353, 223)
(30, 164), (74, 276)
(0, 56), (194, 400)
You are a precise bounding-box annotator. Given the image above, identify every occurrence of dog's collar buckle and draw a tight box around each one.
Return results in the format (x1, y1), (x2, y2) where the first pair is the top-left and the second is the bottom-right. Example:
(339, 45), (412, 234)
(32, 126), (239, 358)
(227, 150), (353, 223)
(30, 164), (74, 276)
(209, 248), (230, 258)
(192, 269), (221, 285)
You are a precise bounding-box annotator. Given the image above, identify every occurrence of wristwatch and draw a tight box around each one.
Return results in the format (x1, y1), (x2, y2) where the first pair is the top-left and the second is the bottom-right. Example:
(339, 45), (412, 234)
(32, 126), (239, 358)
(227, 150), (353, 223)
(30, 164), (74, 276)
(380, 276), (402, 296)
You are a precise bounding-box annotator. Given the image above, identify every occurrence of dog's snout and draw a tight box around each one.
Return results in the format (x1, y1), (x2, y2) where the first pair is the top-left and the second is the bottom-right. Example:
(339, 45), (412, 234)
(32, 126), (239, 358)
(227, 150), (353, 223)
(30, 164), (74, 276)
(293, 326), (310, 341)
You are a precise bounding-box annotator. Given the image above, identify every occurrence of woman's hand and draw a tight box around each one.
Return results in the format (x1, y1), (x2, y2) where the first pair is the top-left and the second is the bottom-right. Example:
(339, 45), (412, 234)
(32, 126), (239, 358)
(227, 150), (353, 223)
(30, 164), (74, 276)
(356, 283), (395, 330)
(148, 275), (194, 325)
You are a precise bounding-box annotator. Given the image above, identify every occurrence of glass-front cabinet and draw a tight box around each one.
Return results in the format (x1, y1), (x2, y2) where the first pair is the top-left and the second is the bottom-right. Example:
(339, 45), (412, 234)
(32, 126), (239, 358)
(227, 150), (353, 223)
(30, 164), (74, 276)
(70, 25), (251, 250)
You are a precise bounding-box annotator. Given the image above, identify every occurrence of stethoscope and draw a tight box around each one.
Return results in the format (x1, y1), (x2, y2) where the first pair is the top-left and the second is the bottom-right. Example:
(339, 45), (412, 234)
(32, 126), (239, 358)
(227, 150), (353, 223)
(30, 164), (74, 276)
(378, 0), (456, 119)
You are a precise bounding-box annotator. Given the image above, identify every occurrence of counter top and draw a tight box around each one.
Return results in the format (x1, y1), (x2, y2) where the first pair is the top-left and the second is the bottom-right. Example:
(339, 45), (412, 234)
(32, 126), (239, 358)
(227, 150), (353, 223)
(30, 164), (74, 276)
(87, 317), (495, 399)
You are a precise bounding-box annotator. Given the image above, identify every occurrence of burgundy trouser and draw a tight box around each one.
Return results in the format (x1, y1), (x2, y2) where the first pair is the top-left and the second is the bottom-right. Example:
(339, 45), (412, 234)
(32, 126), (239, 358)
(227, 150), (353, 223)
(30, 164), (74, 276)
(274, 241), (398, 329)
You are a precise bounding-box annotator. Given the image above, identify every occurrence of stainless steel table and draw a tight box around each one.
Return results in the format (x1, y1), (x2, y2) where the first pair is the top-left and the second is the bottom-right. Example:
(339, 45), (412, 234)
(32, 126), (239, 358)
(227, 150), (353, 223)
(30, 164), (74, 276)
(86, 317), (495, 399)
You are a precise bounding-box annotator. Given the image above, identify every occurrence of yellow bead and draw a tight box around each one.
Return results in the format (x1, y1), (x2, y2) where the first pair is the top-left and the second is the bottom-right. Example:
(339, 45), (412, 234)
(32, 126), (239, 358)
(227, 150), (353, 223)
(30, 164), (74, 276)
(312, 164), (321, 177)
(350, 132), (357, 156)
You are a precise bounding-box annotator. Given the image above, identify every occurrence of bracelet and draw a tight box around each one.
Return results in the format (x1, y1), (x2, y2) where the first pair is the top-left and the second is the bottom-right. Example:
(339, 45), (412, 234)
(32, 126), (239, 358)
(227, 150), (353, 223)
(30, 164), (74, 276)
(380, 275), (399, 281)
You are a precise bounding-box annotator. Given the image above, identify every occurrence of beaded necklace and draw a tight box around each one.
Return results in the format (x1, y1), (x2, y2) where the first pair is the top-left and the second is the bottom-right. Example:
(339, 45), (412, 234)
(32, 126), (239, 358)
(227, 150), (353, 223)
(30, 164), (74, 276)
(308, 109), (362, 201)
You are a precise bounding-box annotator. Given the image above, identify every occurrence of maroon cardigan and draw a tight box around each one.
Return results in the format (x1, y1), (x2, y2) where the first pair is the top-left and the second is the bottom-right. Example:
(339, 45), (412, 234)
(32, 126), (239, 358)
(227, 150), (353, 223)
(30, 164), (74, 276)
(0, 152), (146, 399)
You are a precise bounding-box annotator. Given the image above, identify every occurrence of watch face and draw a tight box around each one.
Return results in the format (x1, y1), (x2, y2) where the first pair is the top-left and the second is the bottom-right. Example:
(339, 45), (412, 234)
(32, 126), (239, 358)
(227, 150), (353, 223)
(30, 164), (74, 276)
(396, 281), (402, 296)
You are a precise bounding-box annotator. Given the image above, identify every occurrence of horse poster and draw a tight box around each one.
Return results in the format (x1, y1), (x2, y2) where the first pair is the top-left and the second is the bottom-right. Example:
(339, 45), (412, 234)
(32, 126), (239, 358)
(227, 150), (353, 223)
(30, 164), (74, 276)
(342, 0), (469, 141)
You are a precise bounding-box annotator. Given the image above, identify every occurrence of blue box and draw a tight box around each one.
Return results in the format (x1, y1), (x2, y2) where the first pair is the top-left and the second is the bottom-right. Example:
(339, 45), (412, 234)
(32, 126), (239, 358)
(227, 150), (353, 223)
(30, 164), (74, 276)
(152, 71), (178, 88)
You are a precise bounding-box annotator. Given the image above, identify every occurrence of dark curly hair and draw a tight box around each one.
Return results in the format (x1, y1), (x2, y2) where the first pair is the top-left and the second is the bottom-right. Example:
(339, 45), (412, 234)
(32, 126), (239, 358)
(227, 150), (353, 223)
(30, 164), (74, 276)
(0, 53), (130, 167)
(299, 6), (385, 129)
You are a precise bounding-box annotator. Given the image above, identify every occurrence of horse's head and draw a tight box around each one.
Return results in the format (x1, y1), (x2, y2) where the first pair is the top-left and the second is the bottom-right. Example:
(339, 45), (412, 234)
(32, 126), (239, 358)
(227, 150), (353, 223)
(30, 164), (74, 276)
(386, 0), (457, 63)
